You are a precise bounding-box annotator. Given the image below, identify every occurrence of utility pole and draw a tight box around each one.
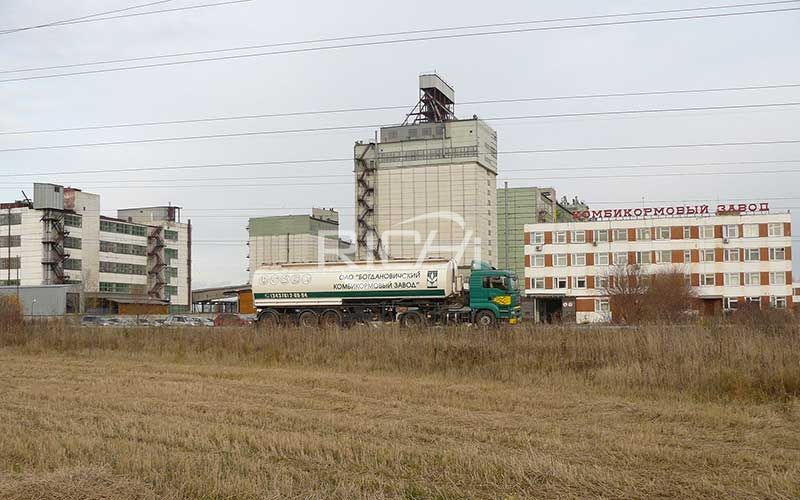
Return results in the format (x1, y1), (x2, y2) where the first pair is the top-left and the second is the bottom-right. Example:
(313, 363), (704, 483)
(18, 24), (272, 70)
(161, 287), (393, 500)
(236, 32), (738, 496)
(6, 207), (11, 285)
(504, 182), (509, 271)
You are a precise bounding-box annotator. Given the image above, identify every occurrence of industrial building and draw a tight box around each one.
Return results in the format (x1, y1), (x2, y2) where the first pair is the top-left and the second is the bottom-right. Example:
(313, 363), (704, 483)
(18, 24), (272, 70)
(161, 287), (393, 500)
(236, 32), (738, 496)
(248, 208), (344, 279)
(1, 183), (191, 314)
(523, 208), (793, 323)
(354, 74), (497, 271)
(496, 186), (588, 282)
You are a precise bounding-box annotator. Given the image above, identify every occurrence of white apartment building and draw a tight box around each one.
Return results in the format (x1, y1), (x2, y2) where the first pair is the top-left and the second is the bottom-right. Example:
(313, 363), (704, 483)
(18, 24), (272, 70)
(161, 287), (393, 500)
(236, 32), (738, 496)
(523, 210), (793, 323)
(354, 74), (497, 271)
(1, 183), (191, 314)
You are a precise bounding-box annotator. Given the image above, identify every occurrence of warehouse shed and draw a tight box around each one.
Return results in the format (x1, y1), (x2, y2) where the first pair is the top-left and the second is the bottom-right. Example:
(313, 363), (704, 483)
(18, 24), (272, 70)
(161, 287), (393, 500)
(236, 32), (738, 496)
(0, 285), (69, 317)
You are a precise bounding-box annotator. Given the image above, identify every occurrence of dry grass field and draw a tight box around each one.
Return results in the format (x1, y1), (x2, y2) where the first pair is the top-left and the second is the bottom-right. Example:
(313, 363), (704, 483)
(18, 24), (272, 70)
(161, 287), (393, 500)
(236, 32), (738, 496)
(0, 323), (799, 499)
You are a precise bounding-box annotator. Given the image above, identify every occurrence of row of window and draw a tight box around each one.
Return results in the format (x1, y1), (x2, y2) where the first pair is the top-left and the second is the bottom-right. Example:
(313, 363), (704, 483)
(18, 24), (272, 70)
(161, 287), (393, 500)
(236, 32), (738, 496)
(531, 247), (788, 267)
(99, 282), (146, 295)
(99, 261), (147, 276)
(0, 213), (22, 226)
(0, 279), (20, 286)
(0, 235), (21, 248)
(100, 240), (147, 256)
(100, 219), (148, 237)
(531, 272), (790, 290)
(724, 296), (788, 310)
(532, 223), (786, 245)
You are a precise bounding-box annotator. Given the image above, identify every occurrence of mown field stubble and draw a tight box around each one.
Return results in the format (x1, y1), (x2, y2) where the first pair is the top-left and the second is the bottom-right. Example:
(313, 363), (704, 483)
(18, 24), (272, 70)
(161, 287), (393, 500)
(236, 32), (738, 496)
(0, 323), (799, 499)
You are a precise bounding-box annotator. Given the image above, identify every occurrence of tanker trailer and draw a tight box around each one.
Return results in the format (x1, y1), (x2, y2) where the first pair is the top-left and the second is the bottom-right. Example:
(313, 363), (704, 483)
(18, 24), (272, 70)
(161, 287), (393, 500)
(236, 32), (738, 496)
(251, 259), (521, 327)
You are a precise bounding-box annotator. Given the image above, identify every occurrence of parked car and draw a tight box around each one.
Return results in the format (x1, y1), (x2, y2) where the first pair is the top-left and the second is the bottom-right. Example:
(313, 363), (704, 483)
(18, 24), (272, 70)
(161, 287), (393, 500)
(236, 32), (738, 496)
(104, 318), (122, 327)
(187, 317), (208, 327)
(150, 318), (166, 327)
(80, 316), (104, 327)
(136, 318), (151, 326)
(164, 315), (191, 327)
(213, 313), (248, 327)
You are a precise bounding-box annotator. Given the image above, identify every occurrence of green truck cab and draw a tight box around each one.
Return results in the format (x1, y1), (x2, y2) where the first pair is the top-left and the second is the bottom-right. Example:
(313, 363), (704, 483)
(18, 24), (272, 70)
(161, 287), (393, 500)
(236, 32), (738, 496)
(468, 261), (523, 326)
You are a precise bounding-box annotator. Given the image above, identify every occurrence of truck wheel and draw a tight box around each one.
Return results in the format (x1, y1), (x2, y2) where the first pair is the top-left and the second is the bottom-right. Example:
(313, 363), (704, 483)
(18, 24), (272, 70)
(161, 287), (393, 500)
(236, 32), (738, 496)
(320, 309), (343, 329)
(297, 310), (319, 329)
(474, 310), (497, 328)
(257, 309), (281, 330)
(400, 310), (426, 328)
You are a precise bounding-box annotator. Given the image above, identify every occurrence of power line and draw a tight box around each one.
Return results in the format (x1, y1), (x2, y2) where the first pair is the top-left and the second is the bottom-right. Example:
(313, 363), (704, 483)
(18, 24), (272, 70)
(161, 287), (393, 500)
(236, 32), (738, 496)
(2, 5), (799, 84)
(0, 0), (175, 35)
(3, 83), (800, 136)
(2, 102), (800, 152)
(2, 0), (796, 73)
(6, 166), (800, 190)
(0, 0), (253, 35)
(13, 159), (800, 186)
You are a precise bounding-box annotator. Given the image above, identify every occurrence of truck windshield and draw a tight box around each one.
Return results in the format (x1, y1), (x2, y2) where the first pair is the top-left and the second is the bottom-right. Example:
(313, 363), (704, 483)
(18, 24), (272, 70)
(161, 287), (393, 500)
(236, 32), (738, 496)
(505, 276), (519, 291)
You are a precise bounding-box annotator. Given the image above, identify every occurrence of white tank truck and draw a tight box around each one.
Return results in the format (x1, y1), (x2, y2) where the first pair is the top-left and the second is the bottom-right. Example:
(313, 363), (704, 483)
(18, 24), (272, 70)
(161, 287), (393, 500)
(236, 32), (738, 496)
(251, 259), (522, 328)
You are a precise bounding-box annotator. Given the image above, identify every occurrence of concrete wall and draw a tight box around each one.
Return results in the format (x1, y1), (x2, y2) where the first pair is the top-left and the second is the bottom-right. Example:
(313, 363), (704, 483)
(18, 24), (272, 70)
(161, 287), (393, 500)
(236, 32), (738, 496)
(0, 285), (67, 316)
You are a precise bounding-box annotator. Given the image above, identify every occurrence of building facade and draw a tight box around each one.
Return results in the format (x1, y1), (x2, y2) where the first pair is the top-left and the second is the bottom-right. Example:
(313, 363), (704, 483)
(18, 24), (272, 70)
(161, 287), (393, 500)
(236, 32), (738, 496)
(355, 74), (498, 271)
(248, 208), (343, 279)
(523, 212), (793, 323)
(1, 184), (191, 313)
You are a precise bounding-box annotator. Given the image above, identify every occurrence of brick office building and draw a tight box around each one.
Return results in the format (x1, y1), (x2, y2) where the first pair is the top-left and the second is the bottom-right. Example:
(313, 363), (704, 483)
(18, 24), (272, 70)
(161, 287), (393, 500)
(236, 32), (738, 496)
(523, 209), (793, 323)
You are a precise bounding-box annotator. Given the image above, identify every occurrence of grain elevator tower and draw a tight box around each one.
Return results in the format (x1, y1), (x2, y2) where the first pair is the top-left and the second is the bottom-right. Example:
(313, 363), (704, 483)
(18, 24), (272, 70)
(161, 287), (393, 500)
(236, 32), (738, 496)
(354, 74), (498, 271)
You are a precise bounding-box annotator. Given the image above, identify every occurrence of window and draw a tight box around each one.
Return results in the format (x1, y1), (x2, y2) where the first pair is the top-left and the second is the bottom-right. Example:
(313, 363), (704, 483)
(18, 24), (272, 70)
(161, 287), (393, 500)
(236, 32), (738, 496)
(724, 273), (740, 286)
(743, 224), (759, 238)
(655, 250), (672, 264)
(683, 250), (692, 263)
(724, 248), (740, 262)
(613, 253), (628, 265)
(769, 247), (786, 261)
(573, 276), (587, 289)
(554, 254), (568, 267)
(768, 223), (784, 237)
(555, 277), (568, 289)
(164, 230), (179, 241)
(744, 272), (760, 286)
(532, 232), (545, 245)
(701, 274), (716, 286)
(99, 261), (147, 276)
(532, 277), (545, 289)
(595, 298), (610, 313)
(166, 286), (179, 297)
(594, 230), (609, 243)
(484, 277), (507, 290)
(554, 231), (567, 244)
(655, 227), (671, 240)
(532, 255), (545, 268)
(744, 248), (761, 262)
(0, 213), (22, 226)
(100, 241), (147, 256)
(596, 275), (609, 289)
(571, 231), (586, 243)
(165, 248), (178, 263)
(723, 225), (739, 239)
(636, 251), (652, 264)
(99, 282), (146, 295)
(683, 226), (692, 239)
(612, 229), (628, 241)
(0, 257), (21, 269)
(0, 235), (21, 248)
(746, 297), (762, 307)
(63, 214), (82, 228)
(723, 297), (739, 310)
(165, 267), (179, 280)
(769, 272), (786, 285)
(684, 274), (692, 288)
(700, 249), (715, 262)
(771, 296), (787, 309)
(64, 236), (82, 250)
(64, 258), (82, 271)
(637, 228), (652, 241)
(700, 225), (715, 239)
(595, 253), (609, 266)
(100, 219), (147, 237)
(572, 253), (586, 266)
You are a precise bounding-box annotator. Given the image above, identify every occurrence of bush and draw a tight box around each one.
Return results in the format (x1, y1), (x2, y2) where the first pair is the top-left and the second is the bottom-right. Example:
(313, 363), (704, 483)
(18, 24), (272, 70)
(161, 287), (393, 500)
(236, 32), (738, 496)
(0, 295), (23, 331)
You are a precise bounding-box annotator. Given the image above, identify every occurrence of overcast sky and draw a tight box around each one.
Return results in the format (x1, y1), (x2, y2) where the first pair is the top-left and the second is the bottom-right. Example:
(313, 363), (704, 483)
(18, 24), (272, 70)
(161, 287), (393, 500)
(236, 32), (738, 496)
(1, 0), (799, 287)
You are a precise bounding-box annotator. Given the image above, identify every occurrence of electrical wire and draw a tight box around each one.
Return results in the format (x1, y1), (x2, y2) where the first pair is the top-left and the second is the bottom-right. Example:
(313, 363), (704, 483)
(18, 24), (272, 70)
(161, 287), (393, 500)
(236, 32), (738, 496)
(0, 0), (253, 35)
(2, 5), (799, 84)
(3, 85), (800, 136)
(2, 103), (800, 152)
